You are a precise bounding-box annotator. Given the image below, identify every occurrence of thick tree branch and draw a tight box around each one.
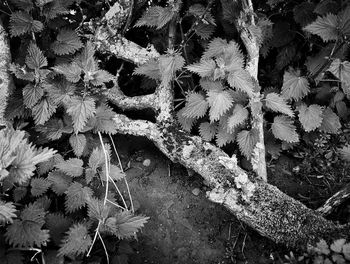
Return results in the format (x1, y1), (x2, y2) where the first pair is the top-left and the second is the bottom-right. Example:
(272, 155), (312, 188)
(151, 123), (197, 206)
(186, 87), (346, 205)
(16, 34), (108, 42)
(95, 30), (159, 65)
(235, 0), (267, 181)
(0, 18), (13, 126)
(112, 115), (350, 249)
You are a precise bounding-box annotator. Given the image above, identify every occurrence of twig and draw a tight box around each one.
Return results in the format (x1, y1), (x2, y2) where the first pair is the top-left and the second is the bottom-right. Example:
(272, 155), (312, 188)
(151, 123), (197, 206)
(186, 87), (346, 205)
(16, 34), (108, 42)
(98, 132), (110, 206)
(98, 231), (109, 264)
(109, 134), (134, 212)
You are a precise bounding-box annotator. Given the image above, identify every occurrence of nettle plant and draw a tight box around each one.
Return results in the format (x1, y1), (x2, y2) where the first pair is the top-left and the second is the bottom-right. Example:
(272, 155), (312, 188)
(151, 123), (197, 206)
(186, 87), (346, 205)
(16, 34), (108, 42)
(134, 0), (350, 164)
(0, 0), (148, 263)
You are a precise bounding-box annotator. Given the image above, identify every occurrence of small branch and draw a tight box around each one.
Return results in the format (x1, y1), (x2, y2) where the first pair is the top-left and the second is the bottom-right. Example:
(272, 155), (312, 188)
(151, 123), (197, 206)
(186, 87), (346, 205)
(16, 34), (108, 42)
(317, 182), (350, 216)
(0, 17), (14, 126)
(235, 0), (267, 181)
(106, 86), (158, 111)
(112, 114), (161, 140)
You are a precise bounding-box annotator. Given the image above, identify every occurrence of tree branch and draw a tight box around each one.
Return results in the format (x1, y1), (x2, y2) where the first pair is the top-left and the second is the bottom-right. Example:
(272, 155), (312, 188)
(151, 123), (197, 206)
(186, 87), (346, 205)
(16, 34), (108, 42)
(235, 0), (267, 181)
(0, 17), (14, 126)
(95, 30), (159, 65)
(106, 87), (158, 111)
(317, 182), (350, 216)
(111, 115), (350, 249)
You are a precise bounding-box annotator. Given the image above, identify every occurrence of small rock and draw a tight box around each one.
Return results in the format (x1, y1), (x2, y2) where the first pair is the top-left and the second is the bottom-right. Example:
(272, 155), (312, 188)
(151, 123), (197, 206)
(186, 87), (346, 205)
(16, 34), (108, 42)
(192, 188), (200, 196)
(143, 159), (151, 167)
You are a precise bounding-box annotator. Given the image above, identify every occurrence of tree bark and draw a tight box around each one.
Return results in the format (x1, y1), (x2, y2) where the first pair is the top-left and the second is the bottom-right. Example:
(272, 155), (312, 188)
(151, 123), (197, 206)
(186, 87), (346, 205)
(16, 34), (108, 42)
(0, 18), (13, 126)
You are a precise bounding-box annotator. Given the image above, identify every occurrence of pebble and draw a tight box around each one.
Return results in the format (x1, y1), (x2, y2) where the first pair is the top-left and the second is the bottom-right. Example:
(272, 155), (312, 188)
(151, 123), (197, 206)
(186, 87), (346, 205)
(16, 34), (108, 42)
(143, 159), (151, 167)
(192, 188), (200, 196)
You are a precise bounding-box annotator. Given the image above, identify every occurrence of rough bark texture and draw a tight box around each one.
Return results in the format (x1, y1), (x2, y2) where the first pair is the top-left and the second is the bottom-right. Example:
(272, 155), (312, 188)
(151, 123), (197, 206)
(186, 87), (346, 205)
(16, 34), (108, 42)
(112, 114), (350, 249)
(95, 0), (350, 251)
(317, 183), (350, 216)
(0, 18), (13, 126)
(235, 0), (267, 181)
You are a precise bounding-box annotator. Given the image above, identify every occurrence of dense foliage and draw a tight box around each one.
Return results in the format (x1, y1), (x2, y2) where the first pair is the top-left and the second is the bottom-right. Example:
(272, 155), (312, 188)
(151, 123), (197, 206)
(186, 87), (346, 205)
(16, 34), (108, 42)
(1, 0), (350, 263)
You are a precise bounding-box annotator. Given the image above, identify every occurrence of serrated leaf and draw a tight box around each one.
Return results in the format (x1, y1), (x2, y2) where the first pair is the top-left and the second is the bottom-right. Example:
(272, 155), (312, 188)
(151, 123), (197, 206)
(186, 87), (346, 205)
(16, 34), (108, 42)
(343, 243), (350, 260)
(227, 70), (254, 95)
(298, 104), (323, 132)
(9, 63), (35, 81)
(64, 182), (93, 213)
(195, 23), (215, 40)
(32, 97), (57, 125)
(66, 96), (96, 133)
(237, 129), (259, 159)
(47, 170), (72, 195)
(330, 239), (346, 253)
(58, 223), (92, 257)
(316, 239), (331, 255)
(5, 204), (49, 248)
(46, 213), (72, 246)
(159, 53), (185, 86)
(328, 59), (350, 84)
(56, 158), (84, 177)
(199, 122), (217, 141)
(101, 164), (126, 182)
(88, 104), (118, 134)
(176, 108), (196, 131)
(10, 11), (43, 37)
(30, 177), (51, 197)
(304, 13), (339, 42)
(207, 90), (233, 121)
(281, 68), (310, 100)
(271, 115), (299, 143)
(87, 197), (110, 221)
(0, 201), (17, 224)
(186, 59), (216, 78)
(69, 134), (86, 157)
(202, 38), (228, 59)
(227, 104), (249, 131)
(46, 78), (76, 106)
(52, 62), (82, 83)
(89, 70), (115, 86)
(135, 5), (176, 29)
(25, 42), (47, 70)
(101, 211), (149, 239)
(135, 6), (164, 28)
(23, 83), (44, 108)
(319, 107), (341, 133)
(51, 29), (83, 55)
(199, 79), (224, 91)
(215, 125), (235, 147)
(264, 92), (294, 117)
(36, 118), (66, 140)
(33, 196), (51, 211)
(37, 154), (64, 175)
(88, 147), (105, 172)
(13, 187), (27, 202)
(338, 145), (350, 162)
(182, 92), (208, 118)
(134, 59), (161, 80)
(74, 41), (97, 74)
